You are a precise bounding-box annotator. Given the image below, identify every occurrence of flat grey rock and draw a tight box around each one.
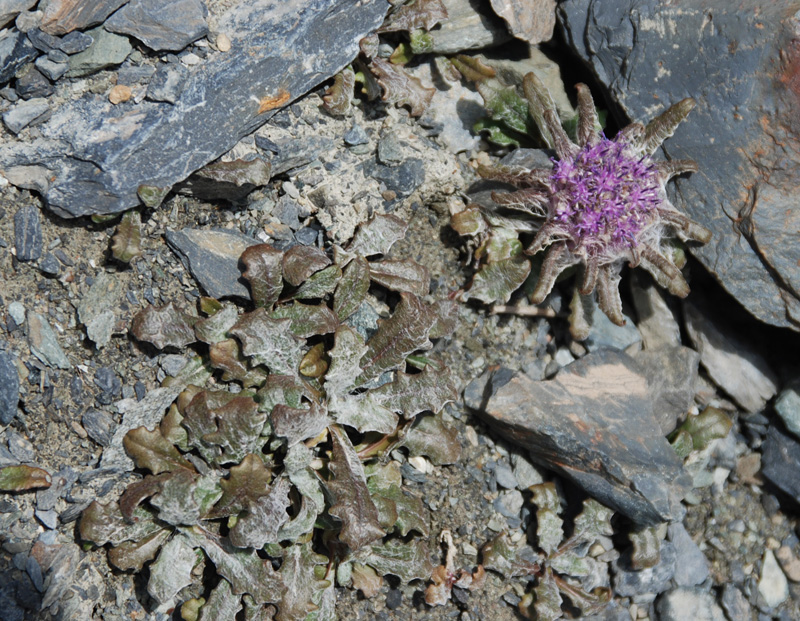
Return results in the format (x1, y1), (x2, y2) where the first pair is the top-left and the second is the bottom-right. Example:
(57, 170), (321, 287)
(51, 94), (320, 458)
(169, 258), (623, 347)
(2, 97), (50, 134)
(64, 26), (131, 77)
(27, 311), (71, 369)
(558, 1), (800, 330)
(0, 27), (38, 84)
(762, 425), (800, 504)
(58, 30), (93, 55)
(105, 0), (208, 52)
(668, 522), (710, 587)
(82, 408), (115, 447)
(77, 271), (125, 348)
(464, 349), (691, 524)
(430, 0), (511, 53)
(39, 0), (129, 36)
(0, 0), (390, 218)
(13, 204), (42, 261)
(0, 0), (36, 30)
(166, 227), (259, 299)
(35, 56), (68, 81)
(633, 346), (699, 435)
(775, 381), (800, 440)
(0, 348), (20, 424)
(613, 540), (676, 598)
(655, 587), (726, 621)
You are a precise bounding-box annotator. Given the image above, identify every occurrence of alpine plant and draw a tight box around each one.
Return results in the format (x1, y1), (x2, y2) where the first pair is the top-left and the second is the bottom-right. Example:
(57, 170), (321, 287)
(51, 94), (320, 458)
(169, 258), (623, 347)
(483, 72), (711, 325)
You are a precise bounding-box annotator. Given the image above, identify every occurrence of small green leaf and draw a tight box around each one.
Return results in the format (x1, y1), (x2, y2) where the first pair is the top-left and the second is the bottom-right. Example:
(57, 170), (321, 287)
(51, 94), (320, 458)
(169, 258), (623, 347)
(531, 482), (563, 557)
(676, 406), (733, 451)
(0, 465), (51, 491)
(408, 29), (434, 54)
(137, 184), (171, 208)
(111, 209), (142, 263)
(532, 568), (563, 621)
(629, 526), (661, 570)
(334, 255), (370, 321)
(466, 255), (531, 304)
(130, 302), (196, 350)
(194, 302), (239, 345)
(573, 498), (614, 541)
(123, 426), (195, 475)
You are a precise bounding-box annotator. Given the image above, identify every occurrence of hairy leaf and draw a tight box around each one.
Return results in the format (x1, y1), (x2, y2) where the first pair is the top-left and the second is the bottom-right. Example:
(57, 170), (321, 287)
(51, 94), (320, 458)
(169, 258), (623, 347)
(241, 244), (284, 309)
(130, 302), (196, 350)
(363, 538), (433, 582)
(231, 309), (303, 376)
(532, 568), (562, 621)
(123, 426), (195, 475)
(450, 207), (487, 237)
(209, 339), (268, 388)
(181, 527), (284, 604)
(358, 292), (437, 385)
(466, 255), (531, 304)
(278, 444), (324, 541)
(366, 462), (429, 537)
(369, 259), (429, 295)
(481, 534), (540, 578)
(282, 246), (331, 287)
(322, 66), (356, 116)
(194, 302), (239, 344)
(429, 299), (459, 339)
(325, 325), (368, 397)
(346, 214), (408, 257)
(370, 365), (458, 419)
(198, 579), (242, 621)
(208, 453), (273, 519)
(182, 389), (243, 459)
(292, 265), (343, 300)
(272, 400), (332, 446)
(276, 543), (330, 621)
(108, 527), (171, 571)
(150, 469), (221, 526)
(119, 474), (170, 521)
(369, 57), (435, 117)
(0, 465), (51, 491)
(269, 303), (339, 338)
(230, 476), (292, 549)
(334, 255), (370, 320)
(202, 396), (267, 465)
(531, 482), (563, 557)
(573, 498), (614, 541)
(147, 533), (197, 605)
(629, 526), (661, 570)
(379, 0), (447, 32)
(330, 392), (398, 434)
(257, 374), (316, 413)
(676, 406), (733, 451)
(80, 502), (162, 546)
(400, 412), (461, 465)
(328, 425), (385, 550)
(111, 209), (142, 263)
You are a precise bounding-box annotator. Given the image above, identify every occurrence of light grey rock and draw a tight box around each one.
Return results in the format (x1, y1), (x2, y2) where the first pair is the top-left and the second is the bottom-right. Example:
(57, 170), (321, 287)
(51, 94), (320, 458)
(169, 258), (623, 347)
(493, 462), (517, 489)
(489, 0), (556, 44)
(762, 426), (800, 504)
(493, 489), (524, 518)
(36, 466), (78, 511)
(634, 346), (699, 436)
(0, 0), (390, 218)
(720, 585), (753, 621)
(7, 302), (25, 325)
(758, 549), (788, 609)
(684, 297), (777, 413)
(631, 272), (681, 350)
(7, 429), (35, 461)
(105, 0), (208, 52)
(511, 452), (544, 489)
(775, 382), (800, 441)
(65, 26), (131, 77)
(27, 311), (71, 369)
(35, 509), (58, 529)
(656, 587), (726, 621)
(81, 408), (115, 447)
(58, 30), (93, 54)
(2, 97), (50, 134)
(584, 303), (641, 352)
(35, 55), (68, 81)
(668, 523), (709, 587)
(344, 123), (369, 146)
(430, 0), (511, 53)
(77, 271), (124, 348)
(613, 540), (676, 598)
(0, 0), (36, 29)
(0, 348), (20, 425)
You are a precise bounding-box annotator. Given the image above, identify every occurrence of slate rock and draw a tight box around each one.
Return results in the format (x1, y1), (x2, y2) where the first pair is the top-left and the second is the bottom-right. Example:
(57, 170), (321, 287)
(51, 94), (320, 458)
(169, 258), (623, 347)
(13, 204), (42, 261)
(274, 195), (301, 230)
(774, 381), (800, 441)
(27, 311), (71, 369)
(166, 227), (259, 299)
(633, 346), (699, 435)
(430, 0), (511, 53)
(58, 30), (93, 55)
(762, 425), (800, 505)
(38, 252), (60, 276)
(65, 26), (132, 78)
(15, 66), (54, 99)
(668, 522), (709, 587)
(583, 303), (641, 352)
(613, 540), (677, 598)
(35, 56), (68, 82)
(39, 0), (129, 36)
(36, 466), (78, 511)
(489, 0), (556, 45)
(3, 96), (51, 131)
(558, 1), (800, 330)
(630, 272), (681, 350)
(684, 296), (777, 413)
(7, 430), (35, 462)
(344, 124), (369, 146)
(146, 62), (188, 103)
(77, 271), (123, 348)
(655, 587), (726, 621)
(366, 158), (426, 198)
(81, 408), (115, 447)
(0, 0), (37, 30)
(0, 349), (20, 424)
(464, 349), (691, 524)
(0, 28), (38, 85)
(27, 28), (61, 53)
(0, 0), (390, 218)
(265, 136), (335, 177)
(105, 0), (208, 52)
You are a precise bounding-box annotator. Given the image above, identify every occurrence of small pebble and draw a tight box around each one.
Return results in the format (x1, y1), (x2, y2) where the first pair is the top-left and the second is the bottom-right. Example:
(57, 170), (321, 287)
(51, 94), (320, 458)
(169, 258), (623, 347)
(775, 546), (800, 582)
(35, 509), (58, 530)
(216, 33), (231, 52)
(758, 549), (788, 608)
(109, 84), (132, 104)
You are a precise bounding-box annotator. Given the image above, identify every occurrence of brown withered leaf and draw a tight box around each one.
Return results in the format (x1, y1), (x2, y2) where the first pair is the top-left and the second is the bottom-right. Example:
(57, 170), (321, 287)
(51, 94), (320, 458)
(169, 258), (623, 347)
(272, 400), (332, 447)
(108, 527), (171, 572)
(230, 476), (292, 549)
(130, 302), (196, 350)
(182, 389), (241, 455)
(209, 339), (268, 388)
(369, 58), (435, 117)
(231, 309), (304, 376)
(292, 264), (342, 300)
(241, 244), (284, 309)
(369, 259), (430, 295)
(322, 66), (356, 116)
(123, 426), (195, 475)
(299, 343), (328, 378)
(328, 425), (385, 550)
(269, 302), (339, 338)
(202, 396), (267, 465)
(282, 246), (331, 287)
(208, 453), (273, 519)
(111, 209), (142, 263)
(334, 255), (370, 320)
(379, 0), (448, 32)
(450, 54), (496, 83)
(400, 412), (461, 465)
(346, 214), (408, 257)
(370, 365), (458, 419)
(118, 474), (170, 521)
(358, 292), (437, 385)
(0, 465), (51, 491)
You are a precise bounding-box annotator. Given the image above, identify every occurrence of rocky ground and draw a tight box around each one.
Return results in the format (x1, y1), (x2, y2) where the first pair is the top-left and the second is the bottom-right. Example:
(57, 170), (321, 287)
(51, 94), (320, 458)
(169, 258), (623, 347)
(2, 1), (800, 621)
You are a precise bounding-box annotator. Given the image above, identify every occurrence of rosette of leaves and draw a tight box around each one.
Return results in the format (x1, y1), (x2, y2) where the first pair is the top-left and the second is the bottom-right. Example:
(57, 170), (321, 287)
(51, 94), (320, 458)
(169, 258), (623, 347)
(81, 215), (461, 619)
(482, 483), (614, 620)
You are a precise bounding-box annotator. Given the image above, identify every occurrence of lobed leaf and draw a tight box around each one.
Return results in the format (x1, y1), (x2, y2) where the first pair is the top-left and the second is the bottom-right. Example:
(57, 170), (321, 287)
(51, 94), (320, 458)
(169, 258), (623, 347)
(346, 214), (408, 257)
(269, 303), (339, 338)
(366, 462), (429, 537)
(130, 302), (196, 350)
(322, 66), (355, 116)
(379, 0), (448, 32)
(531, 482), (563, 557)
(108, 527), (171, 571)
(241, 244), (284, 309)
(257, 374), (316, 413)
(147, 533), (198, 605)
(363, 538), (433, 582)
(573, 498), (614, 541)
(481, 534), (540, 578)
(400, 412), (461, 465)
(208, 453), (273, 520)
(271, 400), (332, 447)
(466, 255), (531, 304)
(532, 568), (563, 621)
(282, 246), (331, 287)
(325, 325), (368, 397)
(329, 392), (398, 434)
(198, 579), (242, 621)
(369, 259), (430, 295)
(229, 476), (292, 549)
(111, 209), (142, 263)
(123, 426), (195, 475)
(333, 255), (370, 320)
(276, 543), (331, 621)
(369, 365), (458, 419)
(0, 465), (51, 491)
(80, 502), (162, 547)
(292, 265), (343, 300)
(231, 309), (304, 376)
(202, 396), (267, 465)
(368, 58), (435, 117)
(209, 339), (268, 388)
(194, 302), (239, 345)
(150, 469), (221, 526)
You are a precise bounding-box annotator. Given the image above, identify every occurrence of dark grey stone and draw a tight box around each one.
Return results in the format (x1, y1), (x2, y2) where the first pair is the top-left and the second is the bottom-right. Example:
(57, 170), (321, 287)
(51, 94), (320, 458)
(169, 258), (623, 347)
(26, 555), (43, 592)
(46, 49), (68, 63)
(613, 541), (676, 597)
(385, 588), (402, 610)
(146, 62), (188, 103)
(36, 466), (78, 511)
(294, 226), (319, 246)
(464, 350), (690, 525)
(175, 155), (271, 201)
(762, 425), (800, 504)
(65, 26), (132, 78)
(367, 158), (426, 198)
(26, 28), (60, 53)
(93, 366), (122, 402)
(376, 133), (404, 164)
(558, 1), (800, 330)
(0, 28), (38, 85)
(15, 66), (53, 99)
(344, 124), (369, 146)
(166, 227), (260, 299)
(35, 56), (68, 81)
(668, 523), (709, 587)
(633, 346), (699, 435)
(38, 252), (60, 276)
(0, 349), (19, 424)
(117, 63), (156, 85)
(0, 0), (390, 218)
(6, 430), (35, 462)
(13, 204), (42, 261)
(58, 30), (93, 55)
(105, 0), (208, 52)
(274, 195), (301, 230)
(269, 136), (335, 176)
(82, 408), (115, 447)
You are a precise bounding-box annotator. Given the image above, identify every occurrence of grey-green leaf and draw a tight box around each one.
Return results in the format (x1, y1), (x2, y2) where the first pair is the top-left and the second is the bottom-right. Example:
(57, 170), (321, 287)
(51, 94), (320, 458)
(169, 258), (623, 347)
(346, 214), (408, 257)
(231, 309), (303, 376)
(147, 533), (197, 605)
(466, 255), (531, 304)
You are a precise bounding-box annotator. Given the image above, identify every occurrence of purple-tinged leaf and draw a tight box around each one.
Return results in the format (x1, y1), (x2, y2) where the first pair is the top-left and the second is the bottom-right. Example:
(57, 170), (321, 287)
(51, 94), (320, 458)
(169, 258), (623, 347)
(160, 404), (189, 450)
(346, 214), (408, 257)
(466, 255), (531, 304)
(257, 374), (317, 413)
(111, 209), (142, 263)
(241, 244), (284, 309)
(379, 0), (448, 32)
(231, 309), (304, 376)
(108, 527), (171, 572)
(369, 259), (430, 295)
(323, 67), (356, 116)
(334, 255), (370, 320)
(292, 265), (343, 300)
(328, 425), (385, 550)
(370, 365), (458, 419)
(198, 578), (242, 621)
(269, 303), (339, 338)
(182, 389), (242, 460)
(123, 426), (195, 475)
(194, 302), (239, 344)
(202, 396), (268, 465)
(130, 302), (197, 350)
(276, 542), (330, 621)
(272, 400), (332, 447)
(147, 533), (197, 605)
(119, 474), (170, 521)
(0, 465), (51, 491)
(369, 58), (435, 117)
(282, 246), (331, 287)
(358, 293), (437, 385)
(325, 325), (368, 397)
(400, 412), (461, 465)
(209, 339), (268, 388)
(230, 476), (292, 549)
(180, 527), (284, 604)
(80, 502), (162, 547)
(363, 538), (433, 582)
(208, 453), (273, 520)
